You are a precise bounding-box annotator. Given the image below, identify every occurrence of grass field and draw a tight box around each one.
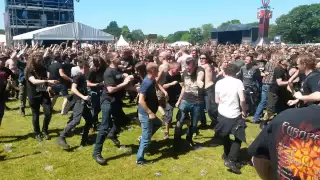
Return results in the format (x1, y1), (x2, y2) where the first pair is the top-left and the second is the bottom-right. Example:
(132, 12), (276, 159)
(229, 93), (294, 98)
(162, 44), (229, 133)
(0, 98), (262, 180)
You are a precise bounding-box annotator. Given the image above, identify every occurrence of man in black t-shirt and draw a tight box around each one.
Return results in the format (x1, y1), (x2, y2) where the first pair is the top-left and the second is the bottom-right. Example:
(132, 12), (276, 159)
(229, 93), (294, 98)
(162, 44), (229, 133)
(263, 57), (291, 123)
(248, 105), (320, 180)
(162, 62), (182, 139)
(0, 55), (14, 127)
(57, 60), (93, 149)
(93, 52), (134, 165)
(86, 56), (106, 130)
(48, 56), (73, 114)
(288, 54), (320, 107)
(174, 57), (205, 150)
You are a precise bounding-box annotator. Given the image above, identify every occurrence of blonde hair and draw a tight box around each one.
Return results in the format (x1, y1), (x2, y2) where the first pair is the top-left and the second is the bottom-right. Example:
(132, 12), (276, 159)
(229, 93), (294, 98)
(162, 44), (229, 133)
(146, 62), (158, 73)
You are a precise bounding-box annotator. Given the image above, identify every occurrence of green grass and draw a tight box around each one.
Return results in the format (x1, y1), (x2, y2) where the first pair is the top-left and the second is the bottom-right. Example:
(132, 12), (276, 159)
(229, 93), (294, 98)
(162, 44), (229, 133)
(0, 98), (262, 180)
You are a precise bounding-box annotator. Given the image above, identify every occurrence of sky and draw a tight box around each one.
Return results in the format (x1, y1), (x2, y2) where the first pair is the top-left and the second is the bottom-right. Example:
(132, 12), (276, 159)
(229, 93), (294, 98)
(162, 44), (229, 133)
(0, 0), (319, 36)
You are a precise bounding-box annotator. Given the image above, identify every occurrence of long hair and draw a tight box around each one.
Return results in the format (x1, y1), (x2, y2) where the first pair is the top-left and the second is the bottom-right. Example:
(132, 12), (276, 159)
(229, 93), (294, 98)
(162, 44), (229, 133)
(25, 52), (44, 78)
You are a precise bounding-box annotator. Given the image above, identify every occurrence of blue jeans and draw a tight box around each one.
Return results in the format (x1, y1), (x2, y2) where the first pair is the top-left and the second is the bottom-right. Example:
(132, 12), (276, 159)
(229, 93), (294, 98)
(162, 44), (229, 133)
(174, 100), (201, 143)
(93, 100), (127, 156)
(136, 113), (162, 161)
(253, 84), (269, 122)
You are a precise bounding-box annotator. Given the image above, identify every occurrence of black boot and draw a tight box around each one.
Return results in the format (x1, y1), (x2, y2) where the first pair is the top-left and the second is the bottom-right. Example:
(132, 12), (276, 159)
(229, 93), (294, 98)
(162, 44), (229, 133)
(93, 154), (107, 165)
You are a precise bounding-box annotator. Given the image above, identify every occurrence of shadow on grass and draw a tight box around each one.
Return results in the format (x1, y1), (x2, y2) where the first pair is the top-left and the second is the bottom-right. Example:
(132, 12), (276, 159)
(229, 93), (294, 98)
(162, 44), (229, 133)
(0, 128), (73, 143)
(0, 151), (41, 162)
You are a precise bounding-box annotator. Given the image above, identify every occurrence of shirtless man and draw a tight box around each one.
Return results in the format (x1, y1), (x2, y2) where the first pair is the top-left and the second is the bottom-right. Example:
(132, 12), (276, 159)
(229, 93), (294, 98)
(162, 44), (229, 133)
(199, 54), (218, 127)
(177, 48), (192, 72)
(156, 51), (171, 116)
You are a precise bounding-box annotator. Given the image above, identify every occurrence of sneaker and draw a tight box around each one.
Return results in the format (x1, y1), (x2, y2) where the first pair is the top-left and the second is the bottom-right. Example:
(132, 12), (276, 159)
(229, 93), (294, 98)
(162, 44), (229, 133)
(224, 160), (241, 174)
(136, 159), (153, 166)
(42, 132), (50, 140)
(57, 137), (70, 149)
(35, 134), (42, 142)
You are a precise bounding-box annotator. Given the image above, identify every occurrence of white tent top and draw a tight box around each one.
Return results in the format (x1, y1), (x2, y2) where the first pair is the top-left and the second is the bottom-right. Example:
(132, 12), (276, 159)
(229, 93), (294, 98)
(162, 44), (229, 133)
(170, 41), (191, 47)
(0, 34), (5, 45)
(13, 22), (114, 41)
(116, 35), (129, 47)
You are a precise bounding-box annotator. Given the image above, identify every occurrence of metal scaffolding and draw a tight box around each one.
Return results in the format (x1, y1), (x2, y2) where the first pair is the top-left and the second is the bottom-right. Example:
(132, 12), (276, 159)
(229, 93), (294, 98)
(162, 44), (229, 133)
(4, 0), (75, 45)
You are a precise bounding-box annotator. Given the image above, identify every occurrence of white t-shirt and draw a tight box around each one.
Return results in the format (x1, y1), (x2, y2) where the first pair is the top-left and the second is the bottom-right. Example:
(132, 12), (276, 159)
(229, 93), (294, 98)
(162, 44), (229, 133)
(215, 76), (244, 118)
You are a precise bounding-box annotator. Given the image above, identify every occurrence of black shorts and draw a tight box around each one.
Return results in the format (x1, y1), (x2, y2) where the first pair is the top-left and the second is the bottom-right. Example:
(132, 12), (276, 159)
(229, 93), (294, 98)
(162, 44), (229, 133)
(51, 84), (68, 97)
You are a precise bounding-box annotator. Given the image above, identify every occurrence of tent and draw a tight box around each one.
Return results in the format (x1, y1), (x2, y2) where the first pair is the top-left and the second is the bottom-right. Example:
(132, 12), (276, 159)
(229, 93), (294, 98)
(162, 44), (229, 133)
(116, 35), (129, 47)
(0, 34), (6, 46)
(13, 22), (114, 41)
(170, 41), (191, 46)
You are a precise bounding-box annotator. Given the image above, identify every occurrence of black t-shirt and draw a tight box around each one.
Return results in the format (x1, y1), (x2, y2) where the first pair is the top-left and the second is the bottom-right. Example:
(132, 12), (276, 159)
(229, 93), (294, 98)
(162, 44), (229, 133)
(182, 66), (205, 103)
(101, 67), (125, 102)
(163, 72), (182, 105)
(248, 105), (320, 180)
(72, 74), (88, 100)
(26, 67), (48, 99)
(0, 67), (14, 98)
(238, 65), (261, 87)
(270, 66), (289, 93)
(48, 61), (62, 82)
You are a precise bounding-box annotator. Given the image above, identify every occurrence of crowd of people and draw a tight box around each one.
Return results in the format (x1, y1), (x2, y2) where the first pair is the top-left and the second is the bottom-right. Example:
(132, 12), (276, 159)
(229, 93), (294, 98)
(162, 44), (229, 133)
(0, 41), (320, 179)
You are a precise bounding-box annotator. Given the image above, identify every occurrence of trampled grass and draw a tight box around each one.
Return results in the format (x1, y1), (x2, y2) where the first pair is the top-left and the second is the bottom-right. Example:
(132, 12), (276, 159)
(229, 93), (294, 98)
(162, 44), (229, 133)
(0, 98), (262, 180)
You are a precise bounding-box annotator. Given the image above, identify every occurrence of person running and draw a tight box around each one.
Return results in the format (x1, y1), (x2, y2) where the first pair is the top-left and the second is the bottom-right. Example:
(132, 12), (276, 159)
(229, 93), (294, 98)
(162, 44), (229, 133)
(136, 62), (167, 165)
(57, 60), (93, 149)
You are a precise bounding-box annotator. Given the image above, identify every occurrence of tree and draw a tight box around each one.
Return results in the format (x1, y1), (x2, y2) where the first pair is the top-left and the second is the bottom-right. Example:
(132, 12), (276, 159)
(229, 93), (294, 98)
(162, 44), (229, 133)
(172, 31), (189, 42)
(121, 25), (131, 41)
(0, 29), (4, 34)
(165, 34), (176, 43)
(201, 24), (213, 42)
(268, 24), (277, 40)
(131, 29), (145, 42)
(274, 4), (320, 43)
(156, 35), (165, 43)
(103, 21), (121, 38)
(218, 19), (241, 28)
(189, 27), (203, 44)
(180, 32), (191, 41)
(246, 22), (259, 26)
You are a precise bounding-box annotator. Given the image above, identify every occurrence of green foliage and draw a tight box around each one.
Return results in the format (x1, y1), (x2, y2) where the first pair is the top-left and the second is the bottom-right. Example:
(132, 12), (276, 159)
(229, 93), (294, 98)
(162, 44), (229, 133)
(268, 24), (277, 40)
(156, 35), (165, 43)
(103, 21), (121, 38)
(180, 32), (191, 41)
(201, 24), (213, 42)
(189, 27), (203, 44)
(246, 22), (259, 26)
(218, 19), (241, 28)
(0, 29), (5, 34)
(274, 4), (320, 43)
(130, 29), (145, 42)
(121, 25), (131, 41)
(165, 34), (176, 43)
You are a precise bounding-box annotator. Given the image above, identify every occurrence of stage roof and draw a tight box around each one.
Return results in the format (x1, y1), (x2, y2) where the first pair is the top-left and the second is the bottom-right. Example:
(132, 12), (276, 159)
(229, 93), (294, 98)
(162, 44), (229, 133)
(13, 22), (114, 41)
(212, 24), (258, 32)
